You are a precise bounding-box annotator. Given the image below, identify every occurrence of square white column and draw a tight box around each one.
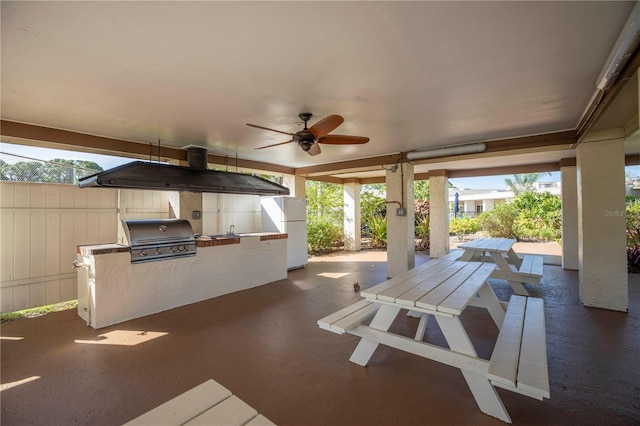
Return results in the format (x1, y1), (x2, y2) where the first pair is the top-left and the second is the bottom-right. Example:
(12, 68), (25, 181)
(386, 162), (415, 277)
(560, 161), (578, 270)
(429, 170), (450, 258)
(343, 181), (361, 252)
(577, 132), (628, 311)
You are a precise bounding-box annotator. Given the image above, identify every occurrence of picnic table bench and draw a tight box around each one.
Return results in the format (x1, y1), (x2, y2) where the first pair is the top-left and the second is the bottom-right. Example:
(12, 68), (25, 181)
(318, 258), (549, 423)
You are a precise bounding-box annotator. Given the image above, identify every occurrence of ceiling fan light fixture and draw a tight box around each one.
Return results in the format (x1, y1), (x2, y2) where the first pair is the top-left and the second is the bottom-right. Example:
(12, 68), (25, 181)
(407, 142), (487, 160)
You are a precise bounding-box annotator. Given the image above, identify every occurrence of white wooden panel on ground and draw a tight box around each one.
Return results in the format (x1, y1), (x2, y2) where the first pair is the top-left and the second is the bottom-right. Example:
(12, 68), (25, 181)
(185, 395), (257, 426)
(245, 414), (277, 426)
(124, 379), (232, 426)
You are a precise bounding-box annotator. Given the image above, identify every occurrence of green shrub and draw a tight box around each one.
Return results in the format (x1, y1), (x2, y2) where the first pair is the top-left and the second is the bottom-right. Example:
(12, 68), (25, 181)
(368, 214), (387, 247)
(307, 217), (343, 253)
(627, 199), (640, 248)
(415, 214), (430, 250)
(478, 192), (562, 242)
(478, 202), (521, 239)
(450, 216), (481, 240)
(361, 190), (386, 236)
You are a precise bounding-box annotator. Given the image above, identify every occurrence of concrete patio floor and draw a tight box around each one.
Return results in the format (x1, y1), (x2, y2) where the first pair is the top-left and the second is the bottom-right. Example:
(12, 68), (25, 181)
(1, 251), (638, 425)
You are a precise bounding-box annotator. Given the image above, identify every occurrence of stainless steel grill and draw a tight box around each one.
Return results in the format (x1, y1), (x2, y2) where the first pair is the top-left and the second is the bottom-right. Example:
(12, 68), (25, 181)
(121, 219), (196, 263)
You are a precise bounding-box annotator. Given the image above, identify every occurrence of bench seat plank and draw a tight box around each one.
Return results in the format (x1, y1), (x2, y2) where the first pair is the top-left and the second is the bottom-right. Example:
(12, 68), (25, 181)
(317, 300), (380, 334)
(519, 255), (544, 277)
(487, 295), (526, 387)
(487, 295), (550, 400)
(517, 297), (550, 398)
(124, 379), (232, 426)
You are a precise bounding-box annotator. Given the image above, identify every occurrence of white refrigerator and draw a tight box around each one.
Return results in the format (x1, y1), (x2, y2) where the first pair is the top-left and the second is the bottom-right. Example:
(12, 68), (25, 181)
(261, 196), (308, 270)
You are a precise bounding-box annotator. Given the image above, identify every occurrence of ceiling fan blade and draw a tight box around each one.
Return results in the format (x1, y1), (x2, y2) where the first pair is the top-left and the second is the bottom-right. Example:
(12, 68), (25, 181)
(318, 135), (370, 145)
(308, 115), (344, 138)
(254, 139), (294, 150)
(247, 123), (296, 137)
(306, 143), (322, 156)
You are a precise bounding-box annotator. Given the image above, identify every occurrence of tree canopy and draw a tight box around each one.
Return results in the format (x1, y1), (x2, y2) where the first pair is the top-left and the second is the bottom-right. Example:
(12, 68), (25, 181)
(0, 158), (103, 184)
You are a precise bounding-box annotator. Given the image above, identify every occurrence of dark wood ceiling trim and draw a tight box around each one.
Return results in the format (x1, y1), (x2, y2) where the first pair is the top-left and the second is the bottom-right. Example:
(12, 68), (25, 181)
(447, 162), (560, 179)
(0, 120), (294, 175)
(304, 175), (345, 184)
(429, 169), (447, 177)
(627, 153), (640, 166)
(295, 154), (403, 177)
(1, 120), (186, 159)
(483, 130), (576, 153)
(559, 158), (577, 168)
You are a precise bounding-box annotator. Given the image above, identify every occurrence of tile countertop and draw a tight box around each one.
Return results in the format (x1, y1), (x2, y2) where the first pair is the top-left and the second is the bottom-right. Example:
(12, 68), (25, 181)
(195, 232), (287, 247)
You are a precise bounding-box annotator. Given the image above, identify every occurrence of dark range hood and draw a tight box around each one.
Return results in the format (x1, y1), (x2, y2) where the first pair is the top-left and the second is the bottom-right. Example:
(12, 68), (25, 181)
(78, 147), (290, 196)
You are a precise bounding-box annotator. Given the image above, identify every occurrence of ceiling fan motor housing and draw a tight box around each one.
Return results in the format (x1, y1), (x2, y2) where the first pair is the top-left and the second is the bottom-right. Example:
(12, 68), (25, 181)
(298, 140), (314, 151)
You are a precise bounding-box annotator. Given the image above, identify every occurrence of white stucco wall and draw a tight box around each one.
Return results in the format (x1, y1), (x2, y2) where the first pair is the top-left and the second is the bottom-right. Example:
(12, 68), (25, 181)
(78, 236), (287, 328)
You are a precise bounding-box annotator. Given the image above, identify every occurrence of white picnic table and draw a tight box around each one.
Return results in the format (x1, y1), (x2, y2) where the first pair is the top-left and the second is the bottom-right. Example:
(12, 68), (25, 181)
(318, 257), (549, 424)
(457, 238), (544, 296)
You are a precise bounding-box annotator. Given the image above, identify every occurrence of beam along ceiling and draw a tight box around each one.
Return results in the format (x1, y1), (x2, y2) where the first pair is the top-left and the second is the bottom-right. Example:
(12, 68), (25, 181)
(1, 1), (637, 177)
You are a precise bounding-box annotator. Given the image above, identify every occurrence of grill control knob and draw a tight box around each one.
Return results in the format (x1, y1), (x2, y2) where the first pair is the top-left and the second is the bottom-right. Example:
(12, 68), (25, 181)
(140, 250), (147, 256)
(156, 248), (161, 255)
(170, 247), (177, 252)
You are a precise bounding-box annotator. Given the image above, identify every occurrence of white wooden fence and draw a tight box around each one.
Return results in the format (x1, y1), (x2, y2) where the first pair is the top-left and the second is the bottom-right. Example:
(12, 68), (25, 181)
(0, 182), (262, 313)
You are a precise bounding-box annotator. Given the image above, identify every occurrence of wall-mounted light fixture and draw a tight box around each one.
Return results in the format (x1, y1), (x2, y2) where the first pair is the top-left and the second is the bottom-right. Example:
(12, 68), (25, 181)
(406, 142), (487, 160)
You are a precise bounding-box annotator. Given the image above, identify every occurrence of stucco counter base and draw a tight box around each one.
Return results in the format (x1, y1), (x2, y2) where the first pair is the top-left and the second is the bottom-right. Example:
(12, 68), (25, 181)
(77, 236), (287, 328)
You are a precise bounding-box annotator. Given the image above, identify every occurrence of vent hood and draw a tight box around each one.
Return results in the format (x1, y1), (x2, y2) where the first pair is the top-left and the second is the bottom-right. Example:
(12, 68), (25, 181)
(78, 147), (290, 196)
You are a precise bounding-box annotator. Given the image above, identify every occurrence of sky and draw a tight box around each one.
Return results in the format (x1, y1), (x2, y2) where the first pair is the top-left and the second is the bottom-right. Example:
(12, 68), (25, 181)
(1, 141), (638, 190)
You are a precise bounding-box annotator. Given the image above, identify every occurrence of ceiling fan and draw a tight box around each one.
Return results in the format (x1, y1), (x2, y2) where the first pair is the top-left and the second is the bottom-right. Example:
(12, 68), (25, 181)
(247, 113), (369, 156)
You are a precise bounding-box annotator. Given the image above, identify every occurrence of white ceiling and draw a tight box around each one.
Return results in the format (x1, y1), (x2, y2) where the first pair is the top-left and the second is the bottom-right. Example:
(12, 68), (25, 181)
(1, 1), (637, 173)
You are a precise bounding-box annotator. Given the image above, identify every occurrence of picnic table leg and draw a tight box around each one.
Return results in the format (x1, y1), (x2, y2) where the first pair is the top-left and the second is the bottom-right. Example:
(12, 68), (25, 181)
(349, 305), (401, 366)
(477, 282), (506, 329)
(459, 249), (479, 262)
(435, 315), (512, 423)
(489, 252), (529, 296)
(505, 249), (522, 268)
(406, 310), (429, 341)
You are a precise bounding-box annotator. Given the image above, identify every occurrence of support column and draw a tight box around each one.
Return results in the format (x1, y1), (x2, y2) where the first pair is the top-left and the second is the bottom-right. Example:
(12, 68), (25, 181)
(344, 180), (361, 252)
(560, 159), (578, 270)
(386, 162), (415, 277)
(282, 175), (306, 198)
(577, 130), (628, 312)
(429, 170), (450, 258)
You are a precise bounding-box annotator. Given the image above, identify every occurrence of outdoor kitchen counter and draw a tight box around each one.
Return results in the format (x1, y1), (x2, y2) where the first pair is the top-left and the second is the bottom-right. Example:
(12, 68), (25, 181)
(77, 243), (129, 255)
(76, 234), (287, 329)
(195, 232), (286, 247)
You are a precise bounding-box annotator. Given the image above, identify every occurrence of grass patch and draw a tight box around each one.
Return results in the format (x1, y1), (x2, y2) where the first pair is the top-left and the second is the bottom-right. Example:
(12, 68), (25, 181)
(1, 300), (78, 322)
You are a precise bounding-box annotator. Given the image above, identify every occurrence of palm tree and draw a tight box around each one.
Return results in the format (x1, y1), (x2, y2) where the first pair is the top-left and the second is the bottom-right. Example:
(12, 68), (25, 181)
(504, 173), (550, 195)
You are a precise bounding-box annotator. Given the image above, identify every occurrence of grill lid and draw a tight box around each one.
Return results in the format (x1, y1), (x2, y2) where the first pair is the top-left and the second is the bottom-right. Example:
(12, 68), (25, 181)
(121, 219), (195, 247)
